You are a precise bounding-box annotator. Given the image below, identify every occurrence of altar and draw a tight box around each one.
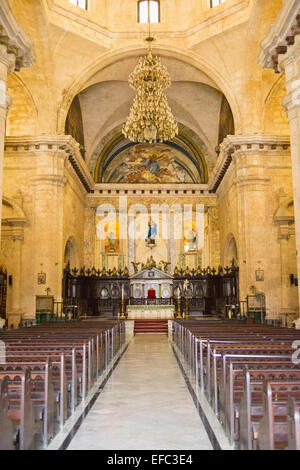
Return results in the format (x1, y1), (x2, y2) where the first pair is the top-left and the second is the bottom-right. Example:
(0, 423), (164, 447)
(126, 304), (175, 319)
(127, 268), (174, 318)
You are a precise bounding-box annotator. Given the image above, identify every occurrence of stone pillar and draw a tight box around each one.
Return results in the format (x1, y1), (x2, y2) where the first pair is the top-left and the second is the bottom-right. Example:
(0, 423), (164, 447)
(278, 224), (293, 313)
(281, 50), (300, 313)
(128, 213), (136, 275)
(235, 173), (270, 303)
(31, 173), (66, 310)
(217, 135), (290, 316)
(0, 5), (35, 242)
(6, 224), (24, 327)
(0, 47), (13, 242)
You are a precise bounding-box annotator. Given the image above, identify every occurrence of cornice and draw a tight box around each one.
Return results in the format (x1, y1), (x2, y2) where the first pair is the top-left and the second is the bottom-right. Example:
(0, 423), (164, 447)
(258, 0), (300, 72)
(45, 0), (250, 42)
(0, 0), (35, 71)
(4, 135), (94, 193)
(209, 134), (290, 193)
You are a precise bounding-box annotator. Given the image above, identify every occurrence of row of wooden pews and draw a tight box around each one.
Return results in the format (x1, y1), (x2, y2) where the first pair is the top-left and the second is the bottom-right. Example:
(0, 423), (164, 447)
(0, 320), (125, 450)
(173, 319), (300, 450)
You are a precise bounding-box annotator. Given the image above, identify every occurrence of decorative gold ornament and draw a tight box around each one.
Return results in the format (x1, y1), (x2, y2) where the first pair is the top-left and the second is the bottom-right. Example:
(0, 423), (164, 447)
(122, 38), (178, 143)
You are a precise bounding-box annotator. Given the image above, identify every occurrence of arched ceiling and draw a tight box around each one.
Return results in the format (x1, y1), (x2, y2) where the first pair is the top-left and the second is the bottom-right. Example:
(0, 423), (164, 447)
(72, 55), (230, 183)
(93, 125), (209, 184)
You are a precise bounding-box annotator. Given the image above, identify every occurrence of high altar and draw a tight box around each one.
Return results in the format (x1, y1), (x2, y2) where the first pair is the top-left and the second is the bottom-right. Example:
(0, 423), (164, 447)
(128, 268), (175, 319)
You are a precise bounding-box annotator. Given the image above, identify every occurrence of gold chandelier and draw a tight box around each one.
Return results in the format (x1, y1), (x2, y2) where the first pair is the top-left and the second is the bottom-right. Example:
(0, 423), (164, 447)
(122, 37), (178, 144)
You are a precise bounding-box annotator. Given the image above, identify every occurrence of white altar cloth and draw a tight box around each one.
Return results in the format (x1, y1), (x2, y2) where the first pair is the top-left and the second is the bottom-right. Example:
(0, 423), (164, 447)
(126, 305), (175, 319)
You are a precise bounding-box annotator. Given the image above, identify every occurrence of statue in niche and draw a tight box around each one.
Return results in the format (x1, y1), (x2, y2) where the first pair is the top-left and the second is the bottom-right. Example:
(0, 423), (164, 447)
(105, 222), (119, 253)
(145, 221), (157, 246)
(108, 231), (117, 252)
(185, 227), (197, 252)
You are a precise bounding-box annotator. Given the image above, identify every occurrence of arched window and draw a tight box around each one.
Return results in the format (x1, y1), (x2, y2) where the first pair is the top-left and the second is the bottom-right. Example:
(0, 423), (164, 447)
(138, 1), (160, 23)
(210, 0), (227, 7)
(69, 0), (87, 9)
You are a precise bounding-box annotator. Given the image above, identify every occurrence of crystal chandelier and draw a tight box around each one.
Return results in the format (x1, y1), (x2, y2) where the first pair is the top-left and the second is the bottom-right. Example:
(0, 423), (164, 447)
(122, 38), (178, 143)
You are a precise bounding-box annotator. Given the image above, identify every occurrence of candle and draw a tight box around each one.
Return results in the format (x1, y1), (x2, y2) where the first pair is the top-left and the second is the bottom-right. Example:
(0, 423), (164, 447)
(122, 286), (124, 300)
(177, 288), (180, 300)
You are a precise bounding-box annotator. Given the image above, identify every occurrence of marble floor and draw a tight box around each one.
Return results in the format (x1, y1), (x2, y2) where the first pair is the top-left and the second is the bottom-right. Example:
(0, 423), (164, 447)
(67, 334), (213, 450)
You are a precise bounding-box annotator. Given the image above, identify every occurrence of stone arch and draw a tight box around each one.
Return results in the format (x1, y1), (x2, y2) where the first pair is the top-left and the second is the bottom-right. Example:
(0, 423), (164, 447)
(57, 45), (242, 136)
(263, 75), (290, 135)
(274, 197), (294, 222)
(6, 74), (38, 136)
(2, 196), (26, 223)
(224, 233), (238, 266)
(64, 236), (79, 269)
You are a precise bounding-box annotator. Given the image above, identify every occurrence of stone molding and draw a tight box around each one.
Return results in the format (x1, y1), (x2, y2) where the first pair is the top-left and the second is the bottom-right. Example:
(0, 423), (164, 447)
(45, 0), (250, 41)
(258, 0), (300, 72)
(0, 0), (35, 71)
(209, 134), (290, 192)
(4, 135), (94, 192)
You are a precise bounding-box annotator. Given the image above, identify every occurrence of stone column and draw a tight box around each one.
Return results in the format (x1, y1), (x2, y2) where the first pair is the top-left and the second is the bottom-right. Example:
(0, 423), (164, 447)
(6, 224), (24, 327)
(31, 174), (66, 308)
(0, 5), (35, 241)
(281, 49), (300, 312)
(128, 213), (136, 275)
(168, 211), (176, 273)
(235, 173), (270, 303)
(278, 224), (293, 314)
(0, 46), (13, 242)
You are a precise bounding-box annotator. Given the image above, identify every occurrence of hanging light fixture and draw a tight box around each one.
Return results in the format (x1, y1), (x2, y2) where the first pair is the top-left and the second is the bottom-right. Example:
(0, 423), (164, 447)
(122, 14), (178, 144)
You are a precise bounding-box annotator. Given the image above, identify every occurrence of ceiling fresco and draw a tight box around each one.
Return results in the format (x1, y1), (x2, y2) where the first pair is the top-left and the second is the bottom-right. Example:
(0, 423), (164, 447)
(103, 143), (198, 184)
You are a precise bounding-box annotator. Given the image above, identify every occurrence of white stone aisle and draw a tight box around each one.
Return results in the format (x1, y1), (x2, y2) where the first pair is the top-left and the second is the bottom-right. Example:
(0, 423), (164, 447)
(67, 334), (212, 450)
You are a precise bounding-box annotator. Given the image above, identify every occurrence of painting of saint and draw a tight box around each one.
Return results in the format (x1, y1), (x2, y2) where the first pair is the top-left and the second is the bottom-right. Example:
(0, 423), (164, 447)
(184, 221), (197, 252)
(106, 144), (196, 184)
(105, 221), (119, 253)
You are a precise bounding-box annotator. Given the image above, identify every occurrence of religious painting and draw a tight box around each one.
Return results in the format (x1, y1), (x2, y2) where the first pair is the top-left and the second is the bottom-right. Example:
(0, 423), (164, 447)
(37, 272), (46, 284)
(255, 269), (264, 282)
(105, 221), (119, 253)
(106, 144), (196, 183)
(184, 221), (197, 252)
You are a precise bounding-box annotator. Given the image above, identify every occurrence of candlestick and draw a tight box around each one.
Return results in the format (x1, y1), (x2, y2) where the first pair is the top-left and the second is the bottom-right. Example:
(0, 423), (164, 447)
(176, 297), (182, 319)
(120, 285), (126, 320)
(185, 279), (189, 319)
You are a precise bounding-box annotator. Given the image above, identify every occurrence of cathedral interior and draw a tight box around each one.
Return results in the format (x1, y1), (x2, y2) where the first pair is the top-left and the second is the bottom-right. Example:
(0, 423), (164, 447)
(1, 0), (300, 452)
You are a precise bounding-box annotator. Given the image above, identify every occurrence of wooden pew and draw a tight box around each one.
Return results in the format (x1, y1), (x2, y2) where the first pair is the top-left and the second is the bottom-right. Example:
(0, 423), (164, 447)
(0, 320), (124, 449)
(258, 379), (300, 450)
(0, 377), (15, 450)
(0, 354), (68, 430)
(226, 368), (300, 448)
(2, 368), (35, 450)
(0, 359), (56, 448)
(287, 396), (300, 450)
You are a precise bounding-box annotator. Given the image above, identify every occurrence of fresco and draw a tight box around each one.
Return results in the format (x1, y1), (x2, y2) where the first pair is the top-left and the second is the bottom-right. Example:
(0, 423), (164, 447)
(106, 144), (195, 183)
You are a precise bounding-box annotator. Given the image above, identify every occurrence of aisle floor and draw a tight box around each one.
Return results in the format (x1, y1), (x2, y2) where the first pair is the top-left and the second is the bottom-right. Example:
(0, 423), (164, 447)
(67, 334), (213, 450)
